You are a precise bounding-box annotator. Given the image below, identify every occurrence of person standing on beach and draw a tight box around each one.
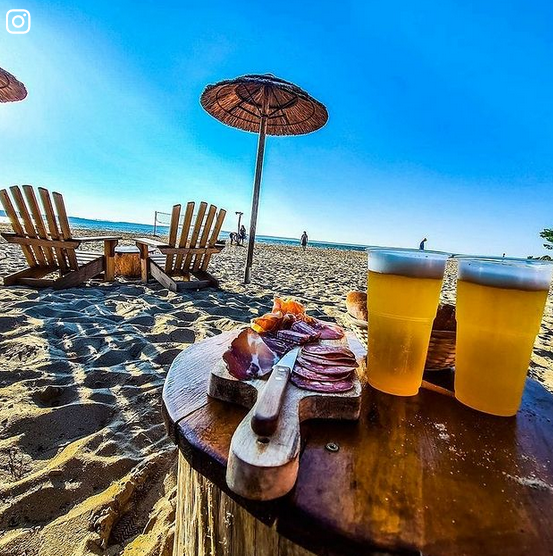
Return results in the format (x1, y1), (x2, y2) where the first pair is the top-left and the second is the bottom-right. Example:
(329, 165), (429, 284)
(300, 231), (308, 251)
(239, 225), (247, 246)
(419, 237), (427, 250)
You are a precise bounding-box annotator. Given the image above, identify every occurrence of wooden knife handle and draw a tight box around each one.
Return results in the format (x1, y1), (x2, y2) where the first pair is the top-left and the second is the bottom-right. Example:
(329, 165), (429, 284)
(251, 365), (290, 436)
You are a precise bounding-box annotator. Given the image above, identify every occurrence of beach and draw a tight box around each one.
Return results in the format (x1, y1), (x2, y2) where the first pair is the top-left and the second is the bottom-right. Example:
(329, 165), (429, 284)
(0, 225), (552, 556)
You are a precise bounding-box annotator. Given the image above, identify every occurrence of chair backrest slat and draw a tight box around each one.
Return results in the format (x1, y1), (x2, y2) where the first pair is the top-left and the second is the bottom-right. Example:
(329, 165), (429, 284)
(200, 208), (227, 271)
(39, 188), (69, 273)
(10, 186), (48, 266)
(173, 202), (195, 272)
(192, 204), (217, 272)
(0, 188), (37, 267)
(52, 192), (79, 271)
(22, 185), (56, 266)
(165, 204), (182, 273)
(182, 202), (208, 273)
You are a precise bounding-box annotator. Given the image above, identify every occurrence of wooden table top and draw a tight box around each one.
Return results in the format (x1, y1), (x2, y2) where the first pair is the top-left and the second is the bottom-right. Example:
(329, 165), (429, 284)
(162, 330), (553, 556)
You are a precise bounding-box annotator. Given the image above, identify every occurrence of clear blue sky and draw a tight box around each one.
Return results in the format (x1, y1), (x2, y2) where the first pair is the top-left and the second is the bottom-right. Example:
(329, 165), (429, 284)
(1, 0), (552, 256)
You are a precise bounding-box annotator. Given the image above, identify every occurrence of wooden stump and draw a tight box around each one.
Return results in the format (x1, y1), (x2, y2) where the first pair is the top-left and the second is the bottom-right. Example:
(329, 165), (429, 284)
(114, 246), (142, 278)
(174, 452), (315, 556)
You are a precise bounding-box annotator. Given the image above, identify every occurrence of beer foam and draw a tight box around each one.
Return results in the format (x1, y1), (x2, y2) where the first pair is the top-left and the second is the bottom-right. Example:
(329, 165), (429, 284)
(368, 249), (448, 279)
(458, 259), (553, 291)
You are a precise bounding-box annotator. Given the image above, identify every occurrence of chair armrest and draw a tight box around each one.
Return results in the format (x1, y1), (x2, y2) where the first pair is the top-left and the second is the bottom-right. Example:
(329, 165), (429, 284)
(73, 236), (121, 242)
(135, 237), (169, 249)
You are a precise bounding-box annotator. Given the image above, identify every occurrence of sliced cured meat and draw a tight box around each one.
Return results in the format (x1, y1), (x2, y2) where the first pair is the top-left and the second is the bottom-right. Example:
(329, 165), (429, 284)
(291, 374), (354, 393)
(261, 335), (289, 357)
(296, 357), (357, 375)
(276, 329), (311, 345)
(251, 311), (283, 334)
(223, 328), (279, 380)
(292, 364), (352, 382)
(290, 320), (320, 340)
(311, 320), (344, 340)
(301, 344), (355, 358)
(299, 352), (357, 366)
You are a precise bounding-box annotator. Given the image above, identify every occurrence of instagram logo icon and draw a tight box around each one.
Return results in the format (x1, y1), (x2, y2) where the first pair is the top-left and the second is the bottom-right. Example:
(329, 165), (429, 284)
(6, 9), (31, 34)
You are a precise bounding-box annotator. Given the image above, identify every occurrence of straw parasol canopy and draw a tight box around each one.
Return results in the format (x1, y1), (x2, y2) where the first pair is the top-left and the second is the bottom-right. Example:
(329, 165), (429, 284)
(200, 74), (328, 283)
(0, 67), (27, 103)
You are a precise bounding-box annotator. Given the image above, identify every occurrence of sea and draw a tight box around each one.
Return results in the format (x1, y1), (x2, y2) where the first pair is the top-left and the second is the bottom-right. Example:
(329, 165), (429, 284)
(0, 212), (369, 252)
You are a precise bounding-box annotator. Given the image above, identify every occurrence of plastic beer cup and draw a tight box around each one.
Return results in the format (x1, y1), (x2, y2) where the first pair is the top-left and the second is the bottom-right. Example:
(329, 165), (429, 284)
(366, 249), (449, 396)
(455, 258), (553, 416)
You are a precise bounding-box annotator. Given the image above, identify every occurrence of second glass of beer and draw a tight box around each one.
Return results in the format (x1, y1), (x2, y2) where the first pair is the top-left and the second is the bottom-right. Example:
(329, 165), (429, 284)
(366, 249), (449, 396)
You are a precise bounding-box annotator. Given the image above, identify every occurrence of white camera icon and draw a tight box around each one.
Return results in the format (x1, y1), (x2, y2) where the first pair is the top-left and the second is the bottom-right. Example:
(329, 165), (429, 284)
(6, 9), (31, 34)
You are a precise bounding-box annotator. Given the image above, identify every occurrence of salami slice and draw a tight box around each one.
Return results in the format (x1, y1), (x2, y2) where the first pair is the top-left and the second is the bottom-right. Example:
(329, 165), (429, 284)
(301, 344), (355, 358)
(292, 364), (352, 382)
(290, 374), (354, 393)
(299, 353), (357, 368)
(296, 357), (357, 375)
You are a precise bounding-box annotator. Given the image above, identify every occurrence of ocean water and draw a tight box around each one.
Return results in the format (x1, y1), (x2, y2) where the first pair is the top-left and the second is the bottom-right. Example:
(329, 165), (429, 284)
(0, 212), (369, 252)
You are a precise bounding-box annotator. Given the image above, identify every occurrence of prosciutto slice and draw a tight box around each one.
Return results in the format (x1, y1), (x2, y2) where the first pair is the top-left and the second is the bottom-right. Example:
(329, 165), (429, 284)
(223, 328), (279, 380)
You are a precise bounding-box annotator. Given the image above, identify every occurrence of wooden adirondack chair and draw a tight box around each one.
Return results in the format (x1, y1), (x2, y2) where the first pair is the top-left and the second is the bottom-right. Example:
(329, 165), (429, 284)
(0, 185), (120, 289)
(135, 201), (226, 291)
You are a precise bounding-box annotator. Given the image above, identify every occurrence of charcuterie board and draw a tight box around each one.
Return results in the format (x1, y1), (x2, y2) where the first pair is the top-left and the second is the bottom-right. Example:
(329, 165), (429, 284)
(207, 338), (362, 501)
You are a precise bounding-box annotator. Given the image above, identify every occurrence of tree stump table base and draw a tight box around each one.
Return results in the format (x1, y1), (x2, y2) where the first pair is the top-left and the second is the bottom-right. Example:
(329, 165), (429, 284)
(174, 452), (319, 556)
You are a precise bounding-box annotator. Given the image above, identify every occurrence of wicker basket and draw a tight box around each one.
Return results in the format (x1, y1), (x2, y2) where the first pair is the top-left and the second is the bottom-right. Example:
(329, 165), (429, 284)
(346, 308), (456, 372)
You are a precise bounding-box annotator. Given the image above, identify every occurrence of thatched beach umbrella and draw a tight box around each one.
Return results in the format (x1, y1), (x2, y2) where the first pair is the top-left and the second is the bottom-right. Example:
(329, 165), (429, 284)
(200, 74), (328, 283)
(0, 67), (27, 103)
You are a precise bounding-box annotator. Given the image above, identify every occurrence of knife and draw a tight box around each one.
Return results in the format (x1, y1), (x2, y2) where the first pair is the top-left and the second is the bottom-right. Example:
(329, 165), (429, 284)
(250, 346), (301, 437)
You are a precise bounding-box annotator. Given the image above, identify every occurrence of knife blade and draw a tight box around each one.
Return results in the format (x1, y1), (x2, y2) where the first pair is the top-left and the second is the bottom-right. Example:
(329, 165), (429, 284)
(250, 346), (301, 437)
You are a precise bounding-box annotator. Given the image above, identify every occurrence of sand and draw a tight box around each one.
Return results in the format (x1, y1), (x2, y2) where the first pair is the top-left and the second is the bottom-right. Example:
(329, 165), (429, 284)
(0, 227), (551, 555)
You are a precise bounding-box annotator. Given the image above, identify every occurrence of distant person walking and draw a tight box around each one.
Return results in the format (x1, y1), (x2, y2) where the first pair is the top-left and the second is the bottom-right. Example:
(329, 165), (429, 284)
(239, 225), (247, 246)
(419, 237), (427, 250)
(300, 231), (308, 251)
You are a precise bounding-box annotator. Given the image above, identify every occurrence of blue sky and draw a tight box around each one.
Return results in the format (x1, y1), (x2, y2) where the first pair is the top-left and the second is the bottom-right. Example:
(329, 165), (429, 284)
(1, 0), (552, 256)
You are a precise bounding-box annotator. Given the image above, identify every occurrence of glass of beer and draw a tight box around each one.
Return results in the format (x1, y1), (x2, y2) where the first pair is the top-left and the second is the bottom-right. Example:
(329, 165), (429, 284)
(366, 249), (449, 396)
(455, 258), (553, 416)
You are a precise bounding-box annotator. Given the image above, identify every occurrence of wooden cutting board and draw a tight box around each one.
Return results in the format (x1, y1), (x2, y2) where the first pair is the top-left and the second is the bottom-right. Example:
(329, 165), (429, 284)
(208, 339), (362, 501)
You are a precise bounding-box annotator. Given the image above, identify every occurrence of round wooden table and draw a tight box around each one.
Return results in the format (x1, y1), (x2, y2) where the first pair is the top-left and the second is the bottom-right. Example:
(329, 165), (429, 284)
(163, 331), (553, 556)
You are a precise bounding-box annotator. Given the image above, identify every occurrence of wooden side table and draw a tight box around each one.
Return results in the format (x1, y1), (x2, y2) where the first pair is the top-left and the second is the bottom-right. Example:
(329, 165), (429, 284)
(163, 331), (553, 556)
(114, 245), (144, 278)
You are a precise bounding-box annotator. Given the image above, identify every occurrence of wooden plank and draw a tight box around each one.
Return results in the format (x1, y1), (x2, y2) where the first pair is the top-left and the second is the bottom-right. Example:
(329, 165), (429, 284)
(174, 201), (195, 272)
(52, 191), (79, 271)
(53, 256), (104, 289)
(151, 260), (178, 292)
(17, 278), (57, 288)
(2, 234), (80, 250)
(137, 243), (150, 283)
(159, 246), (222, 256)
(165, 332), (553, 556)
(200, 208), (227, 271)
(38, 187), (68, 273)
(192, 269), (219, 288)
(135, 237), (169, 249)
(22, 185), (56, 266)
(182, 202), (207, 273)
(3, 266), (56, 286)
(9, 185), (48, 266)
(0, 188), (36, 267)
(103, 239), (117, 281)
(165, 204), (182, 273)
(192, 204), (217, 272)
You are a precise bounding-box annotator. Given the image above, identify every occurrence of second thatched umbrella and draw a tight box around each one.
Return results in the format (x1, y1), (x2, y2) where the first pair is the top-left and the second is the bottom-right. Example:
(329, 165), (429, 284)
(200, 74), (328, 283)
(0, 66), (27, 103)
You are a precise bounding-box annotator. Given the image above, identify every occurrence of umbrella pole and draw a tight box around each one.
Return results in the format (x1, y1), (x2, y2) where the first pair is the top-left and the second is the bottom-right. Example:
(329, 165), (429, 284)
(244, 92), (269, 284)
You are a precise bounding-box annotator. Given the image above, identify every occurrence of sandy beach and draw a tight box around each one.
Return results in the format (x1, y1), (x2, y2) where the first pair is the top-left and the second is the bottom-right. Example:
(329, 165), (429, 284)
(0, 226), (552, 556)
